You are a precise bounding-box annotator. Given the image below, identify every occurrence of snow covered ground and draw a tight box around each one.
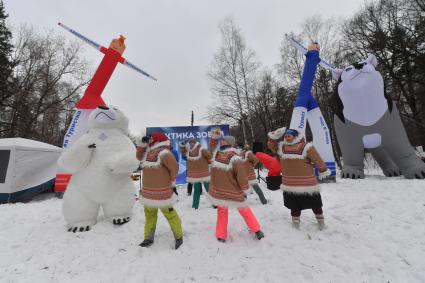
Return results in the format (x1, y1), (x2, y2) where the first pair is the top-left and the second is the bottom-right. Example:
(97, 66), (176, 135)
(1, 171), (425, 283)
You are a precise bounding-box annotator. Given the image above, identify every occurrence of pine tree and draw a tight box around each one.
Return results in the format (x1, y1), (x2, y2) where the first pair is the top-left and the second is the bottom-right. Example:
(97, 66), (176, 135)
(0, 0), (13, 97)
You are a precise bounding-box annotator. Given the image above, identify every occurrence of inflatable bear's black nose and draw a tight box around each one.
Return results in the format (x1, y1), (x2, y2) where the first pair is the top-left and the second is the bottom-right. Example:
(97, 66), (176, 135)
(98, 105), (109, 110)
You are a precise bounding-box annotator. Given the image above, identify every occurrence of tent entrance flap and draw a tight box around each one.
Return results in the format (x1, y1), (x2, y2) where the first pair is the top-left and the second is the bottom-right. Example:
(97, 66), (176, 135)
(0, 150), (11, 183)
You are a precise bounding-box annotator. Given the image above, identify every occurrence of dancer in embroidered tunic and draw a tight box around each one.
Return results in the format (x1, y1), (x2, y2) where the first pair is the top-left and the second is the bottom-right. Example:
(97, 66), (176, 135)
(179, 139), (212, 209)
(207, 136), (264, 242)
(137, 133), (183, 249)
(268, 128), (331, 230)
(240, 144), (267, 205)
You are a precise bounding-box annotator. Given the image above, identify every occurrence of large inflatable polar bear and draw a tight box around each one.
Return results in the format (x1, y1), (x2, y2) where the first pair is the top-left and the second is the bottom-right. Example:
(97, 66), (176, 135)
(58, 105), (139, 232)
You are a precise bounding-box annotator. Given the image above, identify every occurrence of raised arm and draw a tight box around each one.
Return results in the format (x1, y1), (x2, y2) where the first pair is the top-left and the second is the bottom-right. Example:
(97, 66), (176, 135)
(136, 145), (148, 161)
(202, 148), (212, 163)
(246, 151), (258, 166)
(57, 135), (95, 174)
(208, 127), (223, 154)
(267, 127), (286, 153)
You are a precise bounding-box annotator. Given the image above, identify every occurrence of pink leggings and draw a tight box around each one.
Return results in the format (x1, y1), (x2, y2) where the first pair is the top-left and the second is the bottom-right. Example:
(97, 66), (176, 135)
(216, 206), (260, 239)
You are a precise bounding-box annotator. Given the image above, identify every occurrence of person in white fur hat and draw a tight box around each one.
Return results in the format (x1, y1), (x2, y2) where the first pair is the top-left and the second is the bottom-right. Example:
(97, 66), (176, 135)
(207, 135), (264, 242)
(267, 127), (331, 230)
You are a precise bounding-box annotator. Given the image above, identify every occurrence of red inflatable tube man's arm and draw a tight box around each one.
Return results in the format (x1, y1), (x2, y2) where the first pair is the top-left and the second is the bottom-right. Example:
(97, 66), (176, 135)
(76, 36), (126, 109)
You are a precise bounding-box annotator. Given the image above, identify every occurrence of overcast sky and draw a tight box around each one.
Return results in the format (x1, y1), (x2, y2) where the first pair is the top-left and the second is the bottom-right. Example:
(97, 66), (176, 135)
(4, 0), (365, 135)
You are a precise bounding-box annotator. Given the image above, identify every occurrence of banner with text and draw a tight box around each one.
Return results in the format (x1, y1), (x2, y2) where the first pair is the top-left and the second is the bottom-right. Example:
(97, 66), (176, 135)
(146, 125), (230, 185)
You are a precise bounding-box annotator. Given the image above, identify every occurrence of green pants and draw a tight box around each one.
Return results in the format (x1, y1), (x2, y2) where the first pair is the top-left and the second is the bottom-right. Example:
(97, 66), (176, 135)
(192, 182), (210, 209)
(144, 206), (183, 240)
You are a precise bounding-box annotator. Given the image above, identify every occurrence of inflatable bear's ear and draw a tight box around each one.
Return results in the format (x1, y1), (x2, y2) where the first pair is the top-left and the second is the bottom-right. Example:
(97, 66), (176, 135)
(332, 68), (343, 81)
(366, 54), (378, 67)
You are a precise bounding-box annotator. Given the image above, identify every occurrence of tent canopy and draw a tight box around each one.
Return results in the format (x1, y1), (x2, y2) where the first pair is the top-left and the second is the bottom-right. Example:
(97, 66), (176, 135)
(0, 138), (62, 203)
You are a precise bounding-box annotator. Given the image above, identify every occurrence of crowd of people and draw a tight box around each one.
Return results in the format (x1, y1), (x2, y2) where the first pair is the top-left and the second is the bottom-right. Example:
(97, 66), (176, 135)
(135, 125), (331, 249)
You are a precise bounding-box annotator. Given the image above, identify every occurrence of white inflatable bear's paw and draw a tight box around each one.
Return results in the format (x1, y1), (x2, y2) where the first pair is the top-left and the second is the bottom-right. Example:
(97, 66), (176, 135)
(67, 223), (92, 233)
(341, 167), (364, 179)
(112, 216), (131, 225)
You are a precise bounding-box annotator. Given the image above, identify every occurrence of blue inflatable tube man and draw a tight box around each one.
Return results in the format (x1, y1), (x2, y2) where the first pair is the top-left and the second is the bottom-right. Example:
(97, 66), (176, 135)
(289, 45), (337, 178)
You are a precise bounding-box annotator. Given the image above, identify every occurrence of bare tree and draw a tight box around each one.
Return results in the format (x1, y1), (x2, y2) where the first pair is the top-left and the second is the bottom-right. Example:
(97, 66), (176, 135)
(343, 0), (425, 146)
(251, 69), (276, 138)
(277, 16), (345, 85)
(0, 25), (90, 145)
(207, 4), (425, 153)
(207, 17), (260, 143)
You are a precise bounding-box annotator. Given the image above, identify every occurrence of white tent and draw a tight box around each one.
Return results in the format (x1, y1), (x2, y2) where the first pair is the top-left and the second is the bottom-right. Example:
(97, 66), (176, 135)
(0, 138), (62, 203)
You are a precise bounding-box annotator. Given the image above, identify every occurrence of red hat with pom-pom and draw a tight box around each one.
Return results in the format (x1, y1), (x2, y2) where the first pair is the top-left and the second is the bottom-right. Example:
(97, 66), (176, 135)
(149, 132), (169, 146)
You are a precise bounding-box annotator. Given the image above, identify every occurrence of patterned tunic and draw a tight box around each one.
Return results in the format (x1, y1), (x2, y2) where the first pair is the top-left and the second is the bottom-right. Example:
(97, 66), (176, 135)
(186, 143), (211, 183)
(140, 141), (179, 207)
(275, 139), (327, 194)
(207, 148), (250, 207)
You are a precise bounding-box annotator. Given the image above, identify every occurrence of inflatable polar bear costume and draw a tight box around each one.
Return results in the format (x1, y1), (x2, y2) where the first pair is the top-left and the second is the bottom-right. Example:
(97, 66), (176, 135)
(58, 105), (139, 232)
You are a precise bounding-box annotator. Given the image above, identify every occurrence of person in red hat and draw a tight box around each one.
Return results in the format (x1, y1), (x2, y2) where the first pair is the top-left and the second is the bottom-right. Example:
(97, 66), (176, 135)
(137, 132), (183, 249)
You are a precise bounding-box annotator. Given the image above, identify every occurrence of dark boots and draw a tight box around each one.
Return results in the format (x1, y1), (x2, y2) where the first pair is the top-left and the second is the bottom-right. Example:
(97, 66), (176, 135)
(140, 238), (183, 249)
(139, 239), (154, 247)
(175, 238), (183, 250)
(255, 230), (265, 240)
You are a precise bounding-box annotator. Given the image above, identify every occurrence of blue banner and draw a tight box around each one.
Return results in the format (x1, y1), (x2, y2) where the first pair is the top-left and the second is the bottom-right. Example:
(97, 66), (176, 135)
(146, 125), (230, 185)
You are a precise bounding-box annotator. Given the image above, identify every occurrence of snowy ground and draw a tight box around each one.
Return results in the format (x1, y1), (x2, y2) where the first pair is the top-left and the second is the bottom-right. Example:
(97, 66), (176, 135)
(1, 171), (425, 283)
